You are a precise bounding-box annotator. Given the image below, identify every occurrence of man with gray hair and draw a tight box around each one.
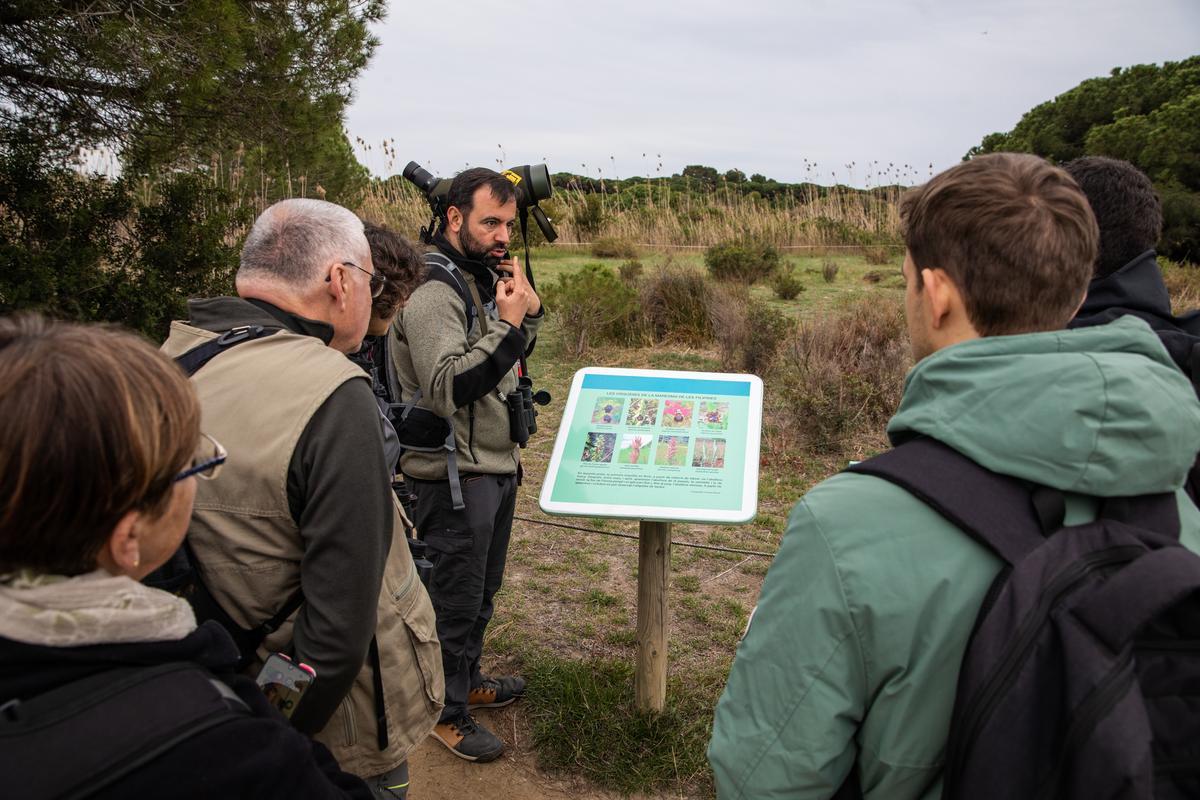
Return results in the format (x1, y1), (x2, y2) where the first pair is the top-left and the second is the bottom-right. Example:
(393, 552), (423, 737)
(161, 199), (443, 799)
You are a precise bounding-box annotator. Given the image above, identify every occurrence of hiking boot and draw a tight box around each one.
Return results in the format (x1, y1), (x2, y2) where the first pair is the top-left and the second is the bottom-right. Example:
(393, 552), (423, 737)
(468, 675), (526, 710)
(430, 715), (504, 762)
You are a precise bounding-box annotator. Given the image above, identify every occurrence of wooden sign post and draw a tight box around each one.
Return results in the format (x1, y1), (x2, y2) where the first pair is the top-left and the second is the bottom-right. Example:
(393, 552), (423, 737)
(539, 368), (763, 716)
(635, 519), (672, 712)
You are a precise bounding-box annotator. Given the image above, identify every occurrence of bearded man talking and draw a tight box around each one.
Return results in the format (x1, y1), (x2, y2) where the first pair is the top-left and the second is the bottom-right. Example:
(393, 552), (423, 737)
(390, 168), (543, 762)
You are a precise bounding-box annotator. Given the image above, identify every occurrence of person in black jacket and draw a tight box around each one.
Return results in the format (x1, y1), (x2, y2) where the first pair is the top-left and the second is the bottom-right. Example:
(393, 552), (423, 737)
(1065, 156), (1200, 502)
(0, 314), (370, 800)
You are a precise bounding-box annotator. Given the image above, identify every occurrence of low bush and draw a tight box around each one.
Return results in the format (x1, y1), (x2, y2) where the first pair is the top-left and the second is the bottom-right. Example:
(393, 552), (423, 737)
(704, 239), (780, 283)
(771, 266), (805, 300)
(639, 267), (711, 344)
(592, 236), (639, 260)
(822, 259), (840, 283)
(863, 245), (896, 265)
(618, 259), (644, 283)
(544, 263), (639, 357)
(776, 296), (910, 453)
(711, 287), (791, 374)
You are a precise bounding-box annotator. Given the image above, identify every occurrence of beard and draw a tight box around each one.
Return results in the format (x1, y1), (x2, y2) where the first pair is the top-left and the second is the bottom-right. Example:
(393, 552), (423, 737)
(459, 225), (503, 268)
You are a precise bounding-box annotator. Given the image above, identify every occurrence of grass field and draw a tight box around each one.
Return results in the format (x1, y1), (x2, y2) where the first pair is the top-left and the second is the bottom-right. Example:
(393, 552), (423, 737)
(478, 244), (906, 796)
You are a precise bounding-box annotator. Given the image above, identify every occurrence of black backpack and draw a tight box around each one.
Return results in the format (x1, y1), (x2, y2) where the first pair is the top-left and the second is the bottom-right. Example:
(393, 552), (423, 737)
(848, 437), (1200, 799)
(0, 662), (248, 800)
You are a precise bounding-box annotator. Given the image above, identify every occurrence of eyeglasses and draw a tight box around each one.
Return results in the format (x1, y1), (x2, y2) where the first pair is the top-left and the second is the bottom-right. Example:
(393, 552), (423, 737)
(174, 433), (227, 482)
(327, 260), (386, 298)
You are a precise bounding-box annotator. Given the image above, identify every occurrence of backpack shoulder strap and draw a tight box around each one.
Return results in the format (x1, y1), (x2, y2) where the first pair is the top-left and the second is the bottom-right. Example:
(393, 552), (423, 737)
(174, 325), (278, 377)
(0, 663), (248, 800)
(846, 437), (1047, 565)
(423, 251), (474, 333)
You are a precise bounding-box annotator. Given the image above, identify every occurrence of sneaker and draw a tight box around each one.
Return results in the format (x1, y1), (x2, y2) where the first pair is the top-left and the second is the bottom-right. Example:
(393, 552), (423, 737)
(430, 715), (504, 762)
(468, 675), (526, 709)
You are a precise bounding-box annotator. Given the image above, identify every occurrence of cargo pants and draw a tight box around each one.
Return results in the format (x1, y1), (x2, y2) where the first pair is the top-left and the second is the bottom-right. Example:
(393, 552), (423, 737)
(406, 472), (517, 723)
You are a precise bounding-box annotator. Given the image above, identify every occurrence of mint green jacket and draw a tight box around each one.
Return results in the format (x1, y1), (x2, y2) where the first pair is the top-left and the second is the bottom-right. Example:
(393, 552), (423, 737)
(709, 318), (1200, 799)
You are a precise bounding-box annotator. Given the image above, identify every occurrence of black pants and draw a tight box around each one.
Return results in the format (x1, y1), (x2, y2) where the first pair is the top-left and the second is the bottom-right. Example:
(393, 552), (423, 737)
(407, 472), (517, 723)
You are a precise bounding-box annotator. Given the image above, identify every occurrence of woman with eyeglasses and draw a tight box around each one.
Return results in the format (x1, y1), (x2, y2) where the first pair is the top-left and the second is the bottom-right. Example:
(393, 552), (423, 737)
(0, 315), (371, 799)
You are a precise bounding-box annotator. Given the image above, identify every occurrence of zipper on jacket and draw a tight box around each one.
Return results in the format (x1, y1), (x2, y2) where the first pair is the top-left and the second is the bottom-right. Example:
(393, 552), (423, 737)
(946, 545), (1142, 791)
(1034, 649), (1136, 800)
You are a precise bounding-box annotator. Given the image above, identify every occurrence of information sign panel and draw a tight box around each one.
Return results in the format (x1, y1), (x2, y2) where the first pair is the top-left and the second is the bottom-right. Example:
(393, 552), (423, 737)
(539, 367), (763, 523)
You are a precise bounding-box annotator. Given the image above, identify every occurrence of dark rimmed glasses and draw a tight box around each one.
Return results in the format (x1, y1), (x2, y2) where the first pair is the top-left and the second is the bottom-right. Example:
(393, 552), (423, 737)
(174, 433), (227, 482)
(327, 260), (386, 298)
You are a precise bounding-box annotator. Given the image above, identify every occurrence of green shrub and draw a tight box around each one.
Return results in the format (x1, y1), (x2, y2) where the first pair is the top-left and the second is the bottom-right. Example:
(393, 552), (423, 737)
(822, 258), (840, 283)
(618, 259), (644, 283)
(805, 216), (873, 246)
(573, 193), (606, 237)
(704, 239), (780, 283)
(545, 263), (639, 357)
(772, 266), (805, 300)
(776, 296), (910, 453)
(639, 267), (711, 344)
(0, 131), (251, 339)
(591, 236), (638, 259)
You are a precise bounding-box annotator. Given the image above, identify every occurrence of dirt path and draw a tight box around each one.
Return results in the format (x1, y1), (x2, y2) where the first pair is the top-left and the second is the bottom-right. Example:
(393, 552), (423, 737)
(406, 705), (632, 800)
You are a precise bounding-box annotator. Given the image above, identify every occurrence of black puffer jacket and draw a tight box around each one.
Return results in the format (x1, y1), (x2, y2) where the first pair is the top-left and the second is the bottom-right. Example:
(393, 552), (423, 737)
(0, 621), (371, 799)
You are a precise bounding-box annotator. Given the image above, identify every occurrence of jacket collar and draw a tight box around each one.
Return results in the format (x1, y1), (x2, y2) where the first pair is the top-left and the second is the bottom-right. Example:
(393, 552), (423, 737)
(184, 297), (335, 346)
(1075, 250), (1172, 323)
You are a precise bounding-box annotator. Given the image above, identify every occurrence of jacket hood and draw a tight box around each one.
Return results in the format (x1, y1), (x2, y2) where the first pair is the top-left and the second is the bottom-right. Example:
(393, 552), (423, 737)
(888, 316), (1200, 496)
(1075, 249), (1173, 322)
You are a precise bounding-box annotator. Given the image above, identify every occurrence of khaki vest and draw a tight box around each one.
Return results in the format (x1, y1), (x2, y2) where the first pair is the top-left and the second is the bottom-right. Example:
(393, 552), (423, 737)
(162, 322), (443, 777)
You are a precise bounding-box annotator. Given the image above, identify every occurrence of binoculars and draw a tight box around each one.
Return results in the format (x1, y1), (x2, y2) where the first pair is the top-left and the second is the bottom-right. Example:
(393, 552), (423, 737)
(506, 376), (551, 447)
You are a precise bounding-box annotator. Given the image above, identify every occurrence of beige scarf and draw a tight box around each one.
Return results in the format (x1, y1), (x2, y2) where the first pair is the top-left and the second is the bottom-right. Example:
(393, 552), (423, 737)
(0, 569), (196, 647)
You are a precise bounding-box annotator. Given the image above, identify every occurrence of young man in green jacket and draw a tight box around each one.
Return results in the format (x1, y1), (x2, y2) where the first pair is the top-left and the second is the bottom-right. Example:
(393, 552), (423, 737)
(708, 153), (1200, 799)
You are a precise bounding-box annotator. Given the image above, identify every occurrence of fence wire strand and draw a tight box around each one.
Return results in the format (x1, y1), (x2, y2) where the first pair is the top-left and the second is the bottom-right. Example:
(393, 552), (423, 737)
(513, 514), (775, 558)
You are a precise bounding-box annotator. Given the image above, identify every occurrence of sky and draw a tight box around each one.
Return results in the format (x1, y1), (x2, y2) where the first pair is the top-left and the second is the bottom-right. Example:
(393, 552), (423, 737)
(345, 0), (1199, 187)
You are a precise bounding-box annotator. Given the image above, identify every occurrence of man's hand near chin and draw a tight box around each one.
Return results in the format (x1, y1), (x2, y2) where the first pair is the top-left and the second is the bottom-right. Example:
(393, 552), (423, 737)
(495, 256), (541, 316)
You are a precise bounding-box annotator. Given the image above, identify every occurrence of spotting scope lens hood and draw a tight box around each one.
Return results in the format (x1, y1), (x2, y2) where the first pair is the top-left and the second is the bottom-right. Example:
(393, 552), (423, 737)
(502, 164), (554, 208)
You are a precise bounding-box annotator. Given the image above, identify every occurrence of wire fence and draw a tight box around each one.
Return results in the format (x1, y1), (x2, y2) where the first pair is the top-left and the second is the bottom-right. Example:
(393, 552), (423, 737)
(549, 242), (905, 251)
(513, 514), (776, 558)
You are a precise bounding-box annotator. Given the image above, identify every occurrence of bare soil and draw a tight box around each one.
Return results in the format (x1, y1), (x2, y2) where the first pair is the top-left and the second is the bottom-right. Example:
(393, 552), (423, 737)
(407, 704), (632, 800)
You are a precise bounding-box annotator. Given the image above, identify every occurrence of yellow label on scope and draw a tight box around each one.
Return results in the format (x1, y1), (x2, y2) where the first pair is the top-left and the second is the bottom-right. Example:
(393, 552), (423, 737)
(501, 170), (522, 186)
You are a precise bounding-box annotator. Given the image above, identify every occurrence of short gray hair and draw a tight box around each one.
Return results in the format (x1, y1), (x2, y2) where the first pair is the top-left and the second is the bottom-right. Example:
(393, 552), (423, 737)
(238, 199), (368, 284)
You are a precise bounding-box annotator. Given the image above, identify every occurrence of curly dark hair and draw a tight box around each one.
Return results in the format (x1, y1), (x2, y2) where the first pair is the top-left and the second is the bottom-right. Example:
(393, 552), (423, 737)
(1063, 157), (1162, 279)
(364, 221), (426, 319)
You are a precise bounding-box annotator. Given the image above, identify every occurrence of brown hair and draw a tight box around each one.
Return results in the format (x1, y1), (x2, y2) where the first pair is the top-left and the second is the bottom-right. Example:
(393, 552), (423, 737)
(0, 315), (200, 575)
(900, 153), (1098, 336)
(364, 221), (426, 319)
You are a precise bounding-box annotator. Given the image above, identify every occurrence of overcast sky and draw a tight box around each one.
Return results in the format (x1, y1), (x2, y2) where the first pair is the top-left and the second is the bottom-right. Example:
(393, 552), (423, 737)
(345, 0), (1198, 187)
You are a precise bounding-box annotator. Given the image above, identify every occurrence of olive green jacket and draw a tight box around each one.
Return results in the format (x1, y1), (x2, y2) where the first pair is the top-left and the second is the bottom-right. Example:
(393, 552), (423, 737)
(390, 255), (543, 479)
(709, 317), (1200, 799)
